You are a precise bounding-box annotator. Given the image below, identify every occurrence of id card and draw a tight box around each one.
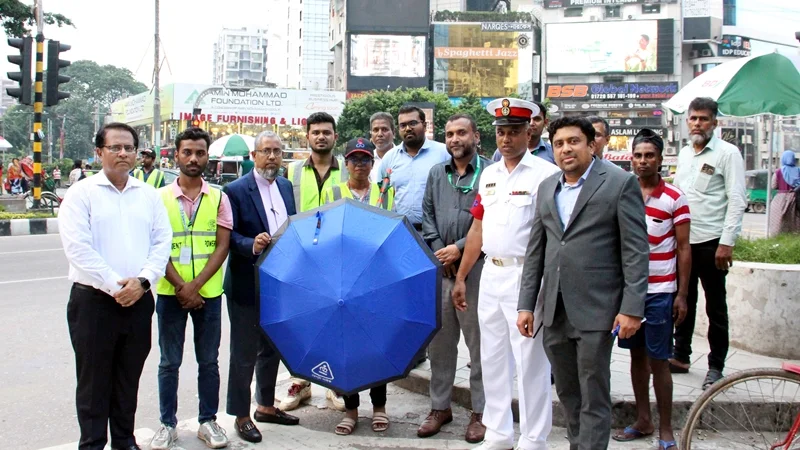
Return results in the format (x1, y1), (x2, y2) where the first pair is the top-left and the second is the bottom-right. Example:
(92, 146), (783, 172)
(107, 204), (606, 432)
(179, 246), (192, 265)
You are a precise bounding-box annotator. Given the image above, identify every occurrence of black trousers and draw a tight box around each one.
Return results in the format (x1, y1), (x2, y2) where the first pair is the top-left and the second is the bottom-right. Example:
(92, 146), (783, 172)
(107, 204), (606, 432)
(67, 284), (154, 450)
(673, 238), (730, 371)
(343, 384), (387, 411)
(226, 298), (280, 418)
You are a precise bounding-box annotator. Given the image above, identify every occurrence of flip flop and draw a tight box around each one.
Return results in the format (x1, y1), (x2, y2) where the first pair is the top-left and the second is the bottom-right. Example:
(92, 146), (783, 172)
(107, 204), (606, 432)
(612, 426), (654, 442)
(372, 412), (390, 432)
(659, 439), (678, 449)
(335, 417), (357, 436)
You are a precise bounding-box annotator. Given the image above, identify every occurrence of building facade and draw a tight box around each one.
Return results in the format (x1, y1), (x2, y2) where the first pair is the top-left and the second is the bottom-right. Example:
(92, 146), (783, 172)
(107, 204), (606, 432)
(285, 0), (334, 90)
(213, 27), (271, 87)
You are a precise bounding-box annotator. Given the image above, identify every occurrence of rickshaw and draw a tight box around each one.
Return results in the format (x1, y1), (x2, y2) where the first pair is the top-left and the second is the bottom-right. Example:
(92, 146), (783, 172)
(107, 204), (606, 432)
(745, 169), (768, 213)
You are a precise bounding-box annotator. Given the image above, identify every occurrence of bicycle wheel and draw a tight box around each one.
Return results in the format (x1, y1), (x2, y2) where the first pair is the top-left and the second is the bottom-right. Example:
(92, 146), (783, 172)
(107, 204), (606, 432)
(682, 368), (800, 449)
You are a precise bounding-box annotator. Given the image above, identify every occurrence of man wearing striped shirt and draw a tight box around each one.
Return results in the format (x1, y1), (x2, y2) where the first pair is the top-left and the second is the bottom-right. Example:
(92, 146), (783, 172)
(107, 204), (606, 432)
(613, 129), (690, 450)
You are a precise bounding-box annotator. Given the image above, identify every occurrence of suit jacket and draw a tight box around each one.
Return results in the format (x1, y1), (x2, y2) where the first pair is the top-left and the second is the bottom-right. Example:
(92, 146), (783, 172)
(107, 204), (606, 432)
(518, 159), (649, 331)
(223, 171), (297, 305)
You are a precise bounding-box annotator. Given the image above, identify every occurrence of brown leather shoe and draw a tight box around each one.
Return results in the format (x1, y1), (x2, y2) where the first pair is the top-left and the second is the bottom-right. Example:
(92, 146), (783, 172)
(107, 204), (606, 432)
(465, 412), (486, 443)
(417, 408), (453, 437)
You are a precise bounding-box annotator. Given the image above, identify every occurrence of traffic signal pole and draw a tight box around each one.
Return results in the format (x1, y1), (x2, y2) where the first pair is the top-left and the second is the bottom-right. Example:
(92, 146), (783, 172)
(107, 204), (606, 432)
(32, 31), (44, 207)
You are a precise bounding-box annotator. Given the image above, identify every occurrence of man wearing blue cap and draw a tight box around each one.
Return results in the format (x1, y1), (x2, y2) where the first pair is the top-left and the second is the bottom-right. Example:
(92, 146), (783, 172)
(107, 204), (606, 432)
(454, 98), (560, 450)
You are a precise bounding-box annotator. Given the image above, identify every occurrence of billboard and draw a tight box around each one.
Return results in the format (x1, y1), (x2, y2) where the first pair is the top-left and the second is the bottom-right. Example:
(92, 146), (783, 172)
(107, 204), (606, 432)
(546, 20), (673, 74)
(433, 23), (533, 100)
(346, 0), (430, 34)
(719, 35), (751, 57)
(467, 0), (512, 11)
(544, 0), (676, 6)
(349, 35), (426, 78)
(545, 82), (679, 101)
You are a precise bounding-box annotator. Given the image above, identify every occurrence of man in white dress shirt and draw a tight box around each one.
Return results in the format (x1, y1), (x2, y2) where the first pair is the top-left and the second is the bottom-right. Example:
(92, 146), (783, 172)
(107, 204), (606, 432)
(59, 122), (173, 450)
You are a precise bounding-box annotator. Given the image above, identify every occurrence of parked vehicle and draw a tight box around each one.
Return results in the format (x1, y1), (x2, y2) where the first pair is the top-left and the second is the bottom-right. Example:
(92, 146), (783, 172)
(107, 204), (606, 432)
(745, 169), (768, 213)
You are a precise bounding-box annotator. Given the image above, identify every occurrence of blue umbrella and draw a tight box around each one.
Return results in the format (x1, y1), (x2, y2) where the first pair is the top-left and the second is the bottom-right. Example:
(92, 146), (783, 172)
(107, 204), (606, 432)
(256, 199), (441, 395)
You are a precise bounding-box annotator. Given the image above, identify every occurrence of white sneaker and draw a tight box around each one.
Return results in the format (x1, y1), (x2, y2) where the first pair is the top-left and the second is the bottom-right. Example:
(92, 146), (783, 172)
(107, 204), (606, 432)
(279, 382), (312, 411)
(197, 420), (228, 449)
(326, 388), (347, 412)
(149, 424), (178, 450)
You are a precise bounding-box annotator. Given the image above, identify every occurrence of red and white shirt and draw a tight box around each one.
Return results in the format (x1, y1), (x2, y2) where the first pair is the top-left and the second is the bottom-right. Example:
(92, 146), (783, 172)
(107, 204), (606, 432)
(646, 178), (691, 294)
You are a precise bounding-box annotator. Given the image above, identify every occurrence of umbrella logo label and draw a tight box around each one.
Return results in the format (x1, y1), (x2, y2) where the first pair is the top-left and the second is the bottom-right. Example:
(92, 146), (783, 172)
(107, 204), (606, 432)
(311, 361), (335, 382)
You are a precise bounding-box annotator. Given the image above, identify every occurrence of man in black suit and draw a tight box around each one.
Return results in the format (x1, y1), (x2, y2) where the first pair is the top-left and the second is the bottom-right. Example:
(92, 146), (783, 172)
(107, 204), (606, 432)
(224, 131), (299, 443)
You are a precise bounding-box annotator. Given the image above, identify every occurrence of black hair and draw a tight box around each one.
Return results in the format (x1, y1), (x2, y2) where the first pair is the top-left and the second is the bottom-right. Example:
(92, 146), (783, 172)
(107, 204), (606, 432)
(446, 113), (478, 132)
(533, 101), (548, 119)
(370, 112), (396, 133)
(641, 34), (650, 43)
(175, 127), (211, 150)
(586, 116), (610, 137)
(548, 116), (596, 143)
(73, 160), (82, 169)
(632, 128), (664, 156)
(398, 105), (426, 123)
(688, 97), (719, 118)
(306, 112), (337, 133)
(95, 122), (139, 149)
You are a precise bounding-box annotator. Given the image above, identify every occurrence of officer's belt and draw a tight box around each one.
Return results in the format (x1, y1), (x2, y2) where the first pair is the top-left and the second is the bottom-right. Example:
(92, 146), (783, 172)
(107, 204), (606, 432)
(485, 256), (525, 267)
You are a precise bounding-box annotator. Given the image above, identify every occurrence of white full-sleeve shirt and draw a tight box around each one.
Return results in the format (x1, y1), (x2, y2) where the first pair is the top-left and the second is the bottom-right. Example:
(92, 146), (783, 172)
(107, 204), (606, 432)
(58, 170), (173, 295)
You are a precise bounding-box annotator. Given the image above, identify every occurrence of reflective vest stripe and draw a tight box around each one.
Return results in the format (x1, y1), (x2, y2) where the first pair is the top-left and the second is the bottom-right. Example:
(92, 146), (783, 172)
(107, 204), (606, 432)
(156, 186), (224, 298)
(321, 182), (394, 210)
(331, 185), (342, 201)
(134, 169), (164, 187)
(287, 156), (349, 212)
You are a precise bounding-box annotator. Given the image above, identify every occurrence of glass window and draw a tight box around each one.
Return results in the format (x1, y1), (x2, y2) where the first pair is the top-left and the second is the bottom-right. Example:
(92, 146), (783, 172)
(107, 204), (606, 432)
(564, 7), (583, 17)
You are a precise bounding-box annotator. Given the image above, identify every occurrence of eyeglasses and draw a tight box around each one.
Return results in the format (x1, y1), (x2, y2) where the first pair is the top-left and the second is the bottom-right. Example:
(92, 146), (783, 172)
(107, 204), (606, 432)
(399, 120), (423, 129)
(346, 157), (373, 167)
(102, 145), (137, 154)
(254, 149), (283, 157)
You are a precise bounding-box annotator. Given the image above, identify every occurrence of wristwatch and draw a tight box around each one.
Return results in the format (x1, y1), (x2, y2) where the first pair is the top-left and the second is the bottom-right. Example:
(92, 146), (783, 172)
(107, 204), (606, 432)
(138, 277), (151, 292)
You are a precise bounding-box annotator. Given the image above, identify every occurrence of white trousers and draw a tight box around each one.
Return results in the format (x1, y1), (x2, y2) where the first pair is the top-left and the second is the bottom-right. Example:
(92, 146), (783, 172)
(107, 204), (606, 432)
(478, 263), (552, 450)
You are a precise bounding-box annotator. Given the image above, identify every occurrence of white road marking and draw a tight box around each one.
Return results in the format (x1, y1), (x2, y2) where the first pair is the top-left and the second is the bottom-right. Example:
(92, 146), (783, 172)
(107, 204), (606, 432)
(0, 248), (62, 255)
(0, 276), (68, 285)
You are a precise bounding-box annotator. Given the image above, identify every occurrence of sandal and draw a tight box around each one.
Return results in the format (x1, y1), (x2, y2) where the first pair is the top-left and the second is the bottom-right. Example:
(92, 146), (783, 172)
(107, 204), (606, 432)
(335, 417), (357, 436)
(659, 439), (678, 449)
(372, 412), (390, 432)
(669, 359), (690, 374)
(612, 426), (654, 442)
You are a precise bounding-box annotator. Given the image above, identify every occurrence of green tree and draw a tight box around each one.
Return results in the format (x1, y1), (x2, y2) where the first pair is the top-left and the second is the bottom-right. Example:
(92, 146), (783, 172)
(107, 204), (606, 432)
(0, 0), (73, 37)
(337, 88), (457, 146)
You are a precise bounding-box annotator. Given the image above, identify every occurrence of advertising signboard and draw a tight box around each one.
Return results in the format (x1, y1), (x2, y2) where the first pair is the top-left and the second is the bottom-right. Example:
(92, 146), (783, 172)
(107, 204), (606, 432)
(545, 20), (674, 74)
(550, 101), (661, 112)
(433, 22), (533, 100)
(719, 35), (751, 57)
(349, 35), (426, 78)
(545, 82), (679, 101)
(111, 84), (346, 126)
(544, 0), (676, 6)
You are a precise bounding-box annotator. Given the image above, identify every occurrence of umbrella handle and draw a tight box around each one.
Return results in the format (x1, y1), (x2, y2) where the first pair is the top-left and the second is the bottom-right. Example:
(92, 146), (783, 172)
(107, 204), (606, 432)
(376, 169), (392, 209)
(313, 211), (322, 245)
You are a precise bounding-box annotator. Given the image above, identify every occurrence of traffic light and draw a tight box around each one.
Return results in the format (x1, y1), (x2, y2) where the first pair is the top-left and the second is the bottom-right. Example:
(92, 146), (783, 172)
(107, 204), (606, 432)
(191, 108), (202, 128)
(6, 37), (33, 105)
(45, 40), (71, 107)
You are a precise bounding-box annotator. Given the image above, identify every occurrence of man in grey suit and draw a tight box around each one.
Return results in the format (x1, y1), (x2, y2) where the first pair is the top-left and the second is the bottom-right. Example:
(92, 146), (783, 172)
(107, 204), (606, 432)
(516, 116), (650, 450)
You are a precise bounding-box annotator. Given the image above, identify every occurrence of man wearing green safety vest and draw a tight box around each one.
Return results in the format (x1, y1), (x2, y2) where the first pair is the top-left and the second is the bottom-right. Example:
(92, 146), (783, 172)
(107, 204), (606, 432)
(132, 148), (166, 188)
(149, 127), (233, 450)
(280, 112), (349, 413)
(285, 112), (349, 212)
(322, 138), (395, 210)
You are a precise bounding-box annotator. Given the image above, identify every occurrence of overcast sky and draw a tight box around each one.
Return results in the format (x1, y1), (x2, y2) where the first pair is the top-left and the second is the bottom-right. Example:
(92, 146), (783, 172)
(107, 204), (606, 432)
(1, 0), (798, 88)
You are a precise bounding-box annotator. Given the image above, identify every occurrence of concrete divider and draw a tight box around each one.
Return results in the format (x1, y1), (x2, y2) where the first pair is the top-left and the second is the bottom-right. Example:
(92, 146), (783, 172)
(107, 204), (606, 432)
(0, 217), (59, 236)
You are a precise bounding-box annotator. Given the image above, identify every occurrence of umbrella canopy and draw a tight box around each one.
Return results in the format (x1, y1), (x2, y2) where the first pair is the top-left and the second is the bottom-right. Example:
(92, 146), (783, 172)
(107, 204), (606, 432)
(208, 134), (254, 158)
(0, 137), (12, 150)
(664, 53), (800, 117)
(256, 199), (441, 395)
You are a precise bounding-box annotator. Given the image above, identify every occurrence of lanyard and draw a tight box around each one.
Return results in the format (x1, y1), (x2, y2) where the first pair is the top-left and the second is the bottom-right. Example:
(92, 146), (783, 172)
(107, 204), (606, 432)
(447, 157), (481, 193)
(178, 194), (204, 242)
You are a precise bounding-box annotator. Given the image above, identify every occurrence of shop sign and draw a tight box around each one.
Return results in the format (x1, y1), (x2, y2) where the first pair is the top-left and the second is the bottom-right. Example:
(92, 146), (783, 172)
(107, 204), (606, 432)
(719, 35), (751, 57)
(546, 82), (679, 101)
(610, 127), (664, 137)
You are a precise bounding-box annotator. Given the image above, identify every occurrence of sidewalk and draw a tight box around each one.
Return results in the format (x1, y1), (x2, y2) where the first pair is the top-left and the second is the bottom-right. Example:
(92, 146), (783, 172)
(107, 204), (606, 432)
(393, 333), (788, 428)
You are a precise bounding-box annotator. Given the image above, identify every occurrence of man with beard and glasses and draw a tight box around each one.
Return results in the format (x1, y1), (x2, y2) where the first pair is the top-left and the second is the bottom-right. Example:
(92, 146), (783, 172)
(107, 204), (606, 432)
(492, 101), (555, 165)
(224, 131), (299, 443)
(369, 112), (396, 183)
(455, 99), (560, 450)
(672, 97), (746, 390)
(285, 112), (349, 213)
(379, 105), (449, 232)
(149, 127), (232, 449)
(419, 114), (490, 444)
